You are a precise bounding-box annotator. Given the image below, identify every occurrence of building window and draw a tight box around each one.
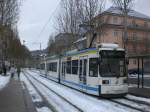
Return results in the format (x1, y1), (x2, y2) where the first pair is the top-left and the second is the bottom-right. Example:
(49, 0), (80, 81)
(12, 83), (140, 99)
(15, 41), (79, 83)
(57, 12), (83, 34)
(113, 30), (119, 37)
(95, 19), (99, 27)
(113, 16), (118, 24)
(132, 19), (136, 26)
(133, 59), (137, 65)
(89, 58), (98, 77)
(144, 21), (148, 27)
(132, 32), (137, 40)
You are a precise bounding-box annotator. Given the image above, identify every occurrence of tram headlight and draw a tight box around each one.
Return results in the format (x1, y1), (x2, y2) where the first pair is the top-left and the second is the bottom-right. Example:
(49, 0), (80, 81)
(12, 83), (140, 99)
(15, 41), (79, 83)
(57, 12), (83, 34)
(102, 80), (109, 84)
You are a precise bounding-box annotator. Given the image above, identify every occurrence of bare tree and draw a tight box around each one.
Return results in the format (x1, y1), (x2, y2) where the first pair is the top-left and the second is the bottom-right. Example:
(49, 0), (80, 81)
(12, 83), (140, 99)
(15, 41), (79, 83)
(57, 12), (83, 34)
(0, 0), (23, 64)
(111, 0), (135, 50)
(83, 0), (105, 25)
(47, 35), (56, 56)
(6, 27), (31, 66)
(56, 0), (78, 33)
(53, 0), (106, 52)
(0, 0), (20, 26)
(56, 0), (105, 34)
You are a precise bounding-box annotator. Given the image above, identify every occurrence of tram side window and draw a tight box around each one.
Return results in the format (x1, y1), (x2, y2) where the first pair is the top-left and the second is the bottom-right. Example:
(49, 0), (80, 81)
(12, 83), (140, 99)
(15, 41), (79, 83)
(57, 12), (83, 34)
(48, 62), (57, 72)
(66, 61), (71, 74)
(53, 62), (57, 72)
(48, 63), (53, 71)
(89, 58), (98, 77)
(72, 60), (78, 75)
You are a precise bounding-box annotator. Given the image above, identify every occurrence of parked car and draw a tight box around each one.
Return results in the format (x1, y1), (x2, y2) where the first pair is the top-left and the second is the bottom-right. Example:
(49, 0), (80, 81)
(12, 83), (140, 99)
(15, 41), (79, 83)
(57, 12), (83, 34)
(128, 68), (143, 75)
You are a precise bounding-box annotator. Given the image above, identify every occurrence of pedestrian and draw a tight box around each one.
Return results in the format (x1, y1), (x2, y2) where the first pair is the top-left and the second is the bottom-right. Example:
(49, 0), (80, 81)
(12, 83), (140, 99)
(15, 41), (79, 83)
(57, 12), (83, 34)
(2, 64), (7, 76)
(17, 66), (21, 79)
(10, 65), (16, 78)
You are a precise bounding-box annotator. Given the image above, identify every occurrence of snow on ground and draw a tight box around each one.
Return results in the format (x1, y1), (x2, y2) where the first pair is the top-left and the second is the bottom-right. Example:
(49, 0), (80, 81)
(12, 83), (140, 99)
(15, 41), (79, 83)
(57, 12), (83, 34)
(37, 107), (52, 112)
(0, 74), (10, 90)
(113, 98), (150, 111)
(126, 95), (150, 104)
(29, 74), (79, 112)
(20, 73), (52, 112)
(26, 70), (139, 112)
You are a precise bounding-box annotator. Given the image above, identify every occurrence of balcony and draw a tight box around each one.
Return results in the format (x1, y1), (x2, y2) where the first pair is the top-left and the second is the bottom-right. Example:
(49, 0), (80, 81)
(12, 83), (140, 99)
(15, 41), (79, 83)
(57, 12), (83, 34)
(128, 49), (150, 56)
(127, 24), (150, 31)
(126, 36), (144, 42)
(100, 22), (150, 31)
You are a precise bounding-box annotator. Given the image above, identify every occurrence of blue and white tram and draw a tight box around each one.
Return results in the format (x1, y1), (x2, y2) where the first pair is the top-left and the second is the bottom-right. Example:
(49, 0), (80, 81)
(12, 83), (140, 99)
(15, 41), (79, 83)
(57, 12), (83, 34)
(40, 43), (128, 97)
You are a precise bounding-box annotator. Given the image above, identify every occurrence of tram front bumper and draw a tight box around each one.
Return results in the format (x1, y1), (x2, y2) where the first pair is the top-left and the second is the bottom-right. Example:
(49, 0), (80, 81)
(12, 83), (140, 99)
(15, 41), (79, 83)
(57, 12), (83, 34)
(100, 84), (128, 95)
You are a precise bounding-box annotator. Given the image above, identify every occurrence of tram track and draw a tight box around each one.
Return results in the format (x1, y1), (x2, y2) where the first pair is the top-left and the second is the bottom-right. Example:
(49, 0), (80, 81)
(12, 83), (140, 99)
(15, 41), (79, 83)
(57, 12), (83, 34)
(110, 97), (150, 112)
(108, 91), (150, 112)
(22, 71), (58, 112)
(124, 97), (150, 107)
(27, 70), (150, 112)
(23, 71), (84, 112)
(110, 100), (150, 112)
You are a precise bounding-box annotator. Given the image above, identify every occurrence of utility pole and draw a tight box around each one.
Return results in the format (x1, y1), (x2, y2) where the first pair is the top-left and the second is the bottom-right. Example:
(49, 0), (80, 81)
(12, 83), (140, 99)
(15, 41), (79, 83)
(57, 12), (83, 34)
(40, 42), (42, 52)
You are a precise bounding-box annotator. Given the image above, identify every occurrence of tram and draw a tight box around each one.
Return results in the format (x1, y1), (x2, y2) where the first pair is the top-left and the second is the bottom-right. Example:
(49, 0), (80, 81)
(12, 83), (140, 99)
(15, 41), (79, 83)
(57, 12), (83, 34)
(40, 43), (128, 97)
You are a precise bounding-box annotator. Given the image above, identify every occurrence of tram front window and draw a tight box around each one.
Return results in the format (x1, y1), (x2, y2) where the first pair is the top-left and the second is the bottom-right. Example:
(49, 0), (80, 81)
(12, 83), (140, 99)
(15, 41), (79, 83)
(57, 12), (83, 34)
(99, 50), (125, 77)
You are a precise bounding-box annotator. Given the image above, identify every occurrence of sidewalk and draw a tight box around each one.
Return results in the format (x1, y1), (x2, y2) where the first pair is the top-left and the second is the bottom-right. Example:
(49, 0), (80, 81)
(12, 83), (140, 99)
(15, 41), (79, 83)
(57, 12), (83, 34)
(0, 78), (37, 112)
(129, 87), (150, 98)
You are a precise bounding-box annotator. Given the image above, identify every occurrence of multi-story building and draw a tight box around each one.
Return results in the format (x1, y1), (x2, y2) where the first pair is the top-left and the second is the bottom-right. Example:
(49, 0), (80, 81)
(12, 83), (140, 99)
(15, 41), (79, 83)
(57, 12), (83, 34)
(77, 7), (150, 69)
(31, 50), (47, 68)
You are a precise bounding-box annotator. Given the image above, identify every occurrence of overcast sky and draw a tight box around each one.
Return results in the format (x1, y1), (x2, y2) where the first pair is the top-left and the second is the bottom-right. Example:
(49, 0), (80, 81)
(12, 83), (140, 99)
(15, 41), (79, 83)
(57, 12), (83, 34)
(18, 0), (150, 51)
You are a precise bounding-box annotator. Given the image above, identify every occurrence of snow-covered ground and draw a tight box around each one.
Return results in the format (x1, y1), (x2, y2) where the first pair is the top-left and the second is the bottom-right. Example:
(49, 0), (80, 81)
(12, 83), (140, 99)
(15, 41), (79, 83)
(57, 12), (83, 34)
(20, 73), (52, 112)
(126, 95), (150, 104)
(22, 70), (149, 112)
(37, 107), (52, 112)
(0, 74), (10, 90)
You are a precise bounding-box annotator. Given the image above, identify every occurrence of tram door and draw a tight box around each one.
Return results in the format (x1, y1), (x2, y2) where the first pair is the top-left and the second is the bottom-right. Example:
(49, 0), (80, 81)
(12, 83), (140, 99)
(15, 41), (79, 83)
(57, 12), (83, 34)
(79, 59), (87, 85)
(61, 62), (66, 79)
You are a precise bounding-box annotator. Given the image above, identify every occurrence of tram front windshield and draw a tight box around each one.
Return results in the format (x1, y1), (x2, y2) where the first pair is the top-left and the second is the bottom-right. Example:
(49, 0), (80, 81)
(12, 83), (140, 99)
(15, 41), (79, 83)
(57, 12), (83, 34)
(99, 50), (125, 77)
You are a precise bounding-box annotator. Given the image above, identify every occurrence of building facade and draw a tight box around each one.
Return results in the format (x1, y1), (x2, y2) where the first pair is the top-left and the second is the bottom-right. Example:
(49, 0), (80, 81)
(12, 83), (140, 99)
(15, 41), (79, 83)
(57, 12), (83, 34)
(81, 7), (150, 69)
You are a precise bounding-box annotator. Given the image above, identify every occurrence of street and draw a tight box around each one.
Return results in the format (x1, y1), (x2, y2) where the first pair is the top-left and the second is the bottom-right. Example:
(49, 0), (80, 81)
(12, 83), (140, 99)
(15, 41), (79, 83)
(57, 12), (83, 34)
(21, 69), (150, 112)
(128, 76), (150, 87)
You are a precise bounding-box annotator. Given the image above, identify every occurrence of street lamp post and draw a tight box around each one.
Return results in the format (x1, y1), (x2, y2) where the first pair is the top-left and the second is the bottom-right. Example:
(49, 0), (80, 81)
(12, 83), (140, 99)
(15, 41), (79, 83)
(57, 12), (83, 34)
(43, 54), (47, 77)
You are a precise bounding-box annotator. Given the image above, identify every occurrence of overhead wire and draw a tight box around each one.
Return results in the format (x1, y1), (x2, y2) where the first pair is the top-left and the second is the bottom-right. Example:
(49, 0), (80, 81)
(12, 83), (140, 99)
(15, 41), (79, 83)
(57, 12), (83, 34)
(35, 0), (61, 43)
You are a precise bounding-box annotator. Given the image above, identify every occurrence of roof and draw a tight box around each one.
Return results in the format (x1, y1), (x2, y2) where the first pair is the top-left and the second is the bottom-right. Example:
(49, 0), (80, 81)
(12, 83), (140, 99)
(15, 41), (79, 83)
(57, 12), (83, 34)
(103, 7), (150, 20)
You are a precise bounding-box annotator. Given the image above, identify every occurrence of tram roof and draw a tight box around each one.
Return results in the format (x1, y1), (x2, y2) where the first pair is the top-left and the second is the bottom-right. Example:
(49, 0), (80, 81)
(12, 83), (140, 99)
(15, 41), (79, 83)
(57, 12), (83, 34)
(65, 47), (97, 57)
(45, 48), (97, 60)
(46, 47), (126, 60)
